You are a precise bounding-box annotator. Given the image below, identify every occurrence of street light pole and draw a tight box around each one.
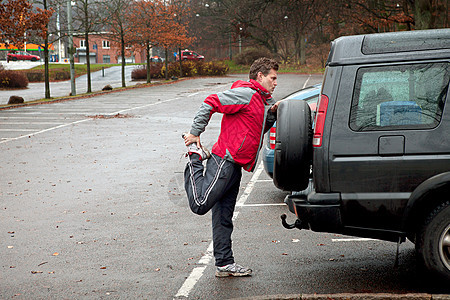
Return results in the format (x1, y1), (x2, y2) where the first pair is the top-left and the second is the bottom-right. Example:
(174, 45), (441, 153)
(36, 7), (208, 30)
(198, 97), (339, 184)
(67, 0), (76, 96)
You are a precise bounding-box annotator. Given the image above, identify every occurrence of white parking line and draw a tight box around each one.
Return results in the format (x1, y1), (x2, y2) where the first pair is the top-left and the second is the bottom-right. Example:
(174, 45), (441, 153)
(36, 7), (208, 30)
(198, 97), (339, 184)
(236, 164), (264, 207)
(237, 203), (286, 207)
(0, 119), (89, 144)
(0, 122), (65, 125)
(0, 129), (40, 132)
(0, 97), (181, 145)
(0, 116), (81, 119)
(332, 238), (377, 242)
(187, 92), (200, 97)
(302, 75), (312, 89)
(175, 163), (263, 298)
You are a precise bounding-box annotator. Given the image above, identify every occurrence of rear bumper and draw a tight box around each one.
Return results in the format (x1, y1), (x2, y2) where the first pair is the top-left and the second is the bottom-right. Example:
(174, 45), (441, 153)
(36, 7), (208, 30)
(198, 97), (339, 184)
(284, 187), (343, 233)
(284, 188), (406, 241)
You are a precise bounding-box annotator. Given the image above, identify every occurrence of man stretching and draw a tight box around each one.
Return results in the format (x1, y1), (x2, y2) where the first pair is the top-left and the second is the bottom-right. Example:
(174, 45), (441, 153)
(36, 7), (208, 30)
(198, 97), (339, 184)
(183, 57), (280, 277)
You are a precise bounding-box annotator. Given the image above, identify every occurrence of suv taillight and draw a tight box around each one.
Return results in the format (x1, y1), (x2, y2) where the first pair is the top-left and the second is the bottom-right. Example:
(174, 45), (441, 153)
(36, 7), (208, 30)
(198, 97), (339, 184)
(269, 127), (276, 150)
(313, 94), (329, 147)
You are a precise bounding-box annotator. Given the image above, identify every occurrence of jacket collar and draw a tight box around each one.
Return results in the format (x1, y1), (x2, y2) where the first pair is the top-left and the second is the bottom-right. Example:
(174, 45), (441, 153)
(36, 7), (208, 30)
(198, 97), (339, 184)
(231, 79), (273, 104)
(249, 79), (271, 99)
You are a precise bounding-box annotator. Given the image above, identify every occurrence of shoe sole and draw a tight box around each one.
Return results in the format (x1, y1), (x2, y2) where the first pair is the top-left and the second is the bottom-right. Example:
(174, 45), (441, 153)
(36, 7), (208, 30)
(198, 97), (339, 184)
(215, 271), (252, 277)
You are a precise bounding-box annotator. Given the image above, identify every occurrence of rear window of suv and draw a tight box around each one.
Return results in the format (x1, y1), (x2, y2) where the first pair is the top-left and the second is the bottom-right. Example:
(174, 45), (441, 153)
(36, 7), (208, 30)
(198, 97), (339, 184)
(350, 62), (449, 131)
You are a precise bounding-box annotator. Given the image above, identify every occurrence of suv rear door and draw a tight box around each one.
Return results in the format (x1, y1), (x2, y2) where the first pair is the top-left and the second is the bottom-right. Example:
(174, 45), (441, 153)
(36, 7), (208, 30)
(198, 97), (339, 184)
(326, 61), (450, 231)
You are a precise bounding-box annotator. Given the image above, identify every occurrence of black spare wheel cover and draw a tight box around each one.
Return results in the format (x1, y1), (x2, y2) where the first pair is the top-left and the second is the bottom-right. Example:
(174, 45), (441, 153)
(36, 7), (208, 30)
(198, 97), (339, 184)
(273, 100), (312, 191)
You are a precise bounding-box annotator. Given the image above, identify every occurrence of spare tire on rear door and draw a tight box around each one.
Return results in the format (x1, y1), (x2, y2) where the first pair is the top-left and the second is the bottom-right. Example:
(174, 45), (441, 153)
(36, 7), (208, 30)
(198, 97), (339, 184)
(273, 100), (312, 191)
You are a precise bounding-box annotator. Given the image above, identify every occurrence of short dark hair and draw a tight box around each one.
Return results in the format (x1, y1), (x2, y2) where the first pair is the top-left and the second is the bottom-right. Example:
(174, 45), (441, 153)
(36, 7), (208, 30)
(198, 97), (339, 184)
(249, 57), (279, 80)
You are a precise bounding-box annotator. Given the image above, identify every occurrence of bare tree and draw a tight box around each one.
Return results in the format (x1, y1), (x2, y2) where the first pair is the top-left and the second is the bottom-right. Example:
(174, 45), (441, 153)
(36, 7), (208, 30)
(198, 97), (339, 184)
(72, 0), (104, 93)
(103, 0), (134, 88)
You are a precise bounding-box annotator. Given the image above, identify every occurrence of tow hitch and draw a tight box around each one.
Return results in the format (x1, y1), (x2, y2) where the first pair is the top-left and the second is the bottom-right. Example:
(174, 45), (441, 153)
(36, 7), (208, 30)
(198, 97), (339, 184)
(281, 214), (308, 230)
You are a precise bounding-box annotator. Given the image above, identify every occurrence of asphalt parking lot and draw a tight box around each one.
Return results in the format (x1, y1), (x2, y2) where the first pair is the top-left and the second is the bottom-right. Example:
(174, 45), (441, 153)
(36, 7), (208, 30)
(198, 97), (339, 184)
(1, 73), (449, 299)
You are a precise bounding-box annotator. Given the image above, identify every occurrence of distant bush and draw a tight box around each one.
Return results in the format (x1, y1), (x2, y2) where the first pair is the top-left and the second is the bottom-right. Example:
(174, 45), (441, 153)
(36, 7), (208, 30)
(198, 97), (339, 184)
(0, 69), (29, 88)
(26, 71), (44, 82)
(131, 64), (163, 80)
(161, 60), (229, 78)
(197, 61), (229, 76)
(54, 71), (70, 81)
(233, 48), (273, 65)
(23, 68), (70, 82)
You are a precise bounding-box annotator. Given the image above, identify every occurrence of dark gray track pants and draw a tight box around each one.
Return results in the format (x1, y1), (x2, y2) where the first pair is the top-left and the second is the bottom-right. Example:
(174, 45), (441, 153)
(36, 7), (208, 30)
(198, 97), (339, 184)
(184, 153), (242, 266)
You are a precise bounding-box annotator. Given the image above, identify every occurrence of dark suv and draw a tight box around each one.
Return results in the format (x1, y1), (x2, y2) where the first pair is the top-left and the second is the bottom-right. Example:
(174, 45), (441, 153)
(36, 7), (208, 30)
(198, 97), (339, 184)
(274, 29), (450, 281)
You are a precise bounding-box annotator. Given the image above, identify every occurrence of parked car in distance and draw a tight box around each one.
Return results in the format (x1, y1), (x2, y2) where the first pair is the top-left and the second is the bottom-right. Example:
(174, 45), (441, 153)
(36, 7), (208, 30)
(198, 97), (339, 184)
(176, 50), (204, 61)
(7, 51), (40, 62)
(262, 83), (321, 178)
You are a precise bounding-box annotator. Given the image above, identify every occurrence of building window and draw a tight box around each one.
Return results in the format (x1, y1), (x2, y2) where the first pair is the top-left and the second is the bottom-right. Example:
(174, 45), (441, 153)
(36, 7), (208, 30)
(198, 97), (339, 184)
(103, 55), (110, 63)
(102, 40), (110, 49)
(80, 40), (86, 48)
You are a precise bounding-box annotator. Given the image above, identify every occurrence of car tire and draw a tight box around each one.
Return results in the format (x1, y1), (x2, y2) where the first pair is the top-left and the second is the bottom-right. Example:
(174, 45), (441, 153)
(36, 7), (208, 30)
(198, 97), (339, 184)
(12, 57), (18, 61)
(31, 58), (37, 62)
(273, 100), (313, 191)
(416, 201), (450, 281)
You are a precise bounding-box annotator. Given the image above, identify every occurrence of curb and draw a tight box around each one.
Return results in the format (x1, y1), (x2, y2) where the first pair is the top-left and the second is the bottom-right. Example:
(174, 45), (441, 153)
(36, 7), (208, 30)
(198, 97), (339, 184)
(230, 294), (450, 300)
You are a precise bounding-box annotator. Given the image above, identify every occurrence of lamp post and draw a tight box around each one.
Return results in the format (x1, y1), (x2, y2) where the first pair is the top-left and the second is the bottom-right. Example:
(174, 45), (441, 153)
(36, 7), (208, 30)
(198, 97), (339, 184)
(67, 0), (76, 96)
(239, 27), (242, 54)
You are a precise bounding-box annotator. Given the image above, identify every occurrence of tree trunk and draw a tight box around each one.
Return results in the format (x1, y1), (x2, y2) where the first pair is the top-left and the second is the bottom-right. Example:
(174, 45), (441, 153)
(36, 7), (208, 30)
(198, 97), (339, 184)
(179, 47), (182, 78)
(121, 33), (126, 87)
(44, 37), (50, 99)
(85, 31), (92, 93)
(43, 0), (50, 99)
(415, 0), (433, 29)
(146, 42), (151, 84)
(164, 47), (168, 80)
(300, 34), (306, 65)
(84, 4), (92, 93)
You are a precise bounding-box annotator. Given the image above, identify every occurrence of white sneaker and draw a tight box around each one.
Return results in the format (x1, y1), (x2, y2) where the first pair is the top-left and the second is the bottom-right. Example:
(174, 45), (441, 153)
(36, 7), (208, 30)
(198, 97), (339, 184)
(215, 263), (252, 277)
(182, 133), (211, 161)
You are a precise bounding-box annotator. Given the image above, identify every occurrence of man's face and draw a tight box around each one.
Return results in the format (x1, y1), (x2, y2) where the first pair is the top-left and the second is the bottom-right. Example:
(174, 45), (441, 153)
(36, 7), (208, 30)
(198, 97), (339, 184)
(256, 69), (278, 94)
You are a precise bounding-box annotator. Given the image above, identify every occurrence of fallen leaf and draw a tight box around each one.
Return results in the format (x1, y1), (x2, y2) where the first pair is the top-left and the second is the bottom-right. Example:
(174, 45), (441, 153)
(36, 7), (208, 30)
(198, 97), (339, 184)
(7, 246), (13, 249)
(282, 253), (288, 256)
(292, 239), (300, 243)
(52, 252), (59, 256)
(155, 268), (160, 272)
(31, 271), (43, 274)
(100, 267), (107, 269)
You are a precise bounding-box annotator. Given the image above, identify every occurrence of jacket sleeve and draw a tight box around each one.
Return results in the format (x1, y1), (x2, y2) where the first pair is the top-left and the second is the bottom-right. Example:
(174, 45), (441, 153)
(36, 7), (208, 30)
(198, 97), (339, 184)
(264, 107), (277, 133)
(190, 102), (214, 136)
(190, 88), (253, 136)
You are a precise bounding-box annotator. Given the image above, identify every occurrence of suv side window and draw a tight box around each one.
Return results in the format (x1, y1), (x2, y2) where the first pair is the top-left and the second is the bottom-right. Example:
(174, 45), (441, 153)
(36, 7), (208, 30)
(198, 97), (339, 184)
(350, 62), (449, 131)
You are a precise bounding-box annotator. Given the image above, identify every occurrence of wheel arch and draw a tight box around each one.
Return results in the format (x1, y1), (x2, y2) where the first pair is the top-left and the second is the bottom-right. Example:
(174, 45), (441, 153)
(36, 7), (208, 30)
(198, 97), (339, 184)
(402, 172), (450, 234)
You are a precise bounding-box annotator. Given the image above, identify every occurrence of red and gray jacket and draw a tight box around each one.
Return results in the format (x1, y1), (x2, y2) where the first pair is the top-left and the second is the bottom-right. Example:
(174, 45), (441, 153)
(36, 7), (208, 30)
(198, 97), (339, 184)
(190, 79), (276, 172)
